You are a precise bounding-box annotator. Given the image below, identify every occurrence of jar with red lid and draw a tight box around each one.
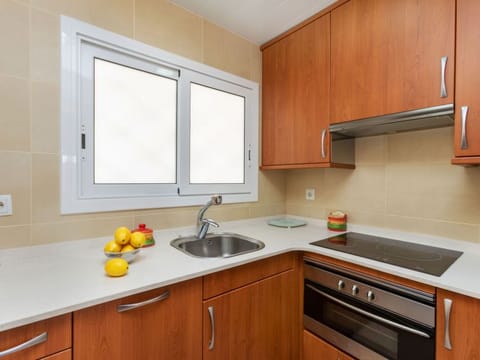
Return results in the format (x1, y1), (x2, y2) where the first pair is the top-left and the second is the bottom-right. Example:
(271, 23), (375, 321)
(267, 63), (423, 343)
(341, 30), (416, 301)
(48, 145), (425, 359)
(132, 223), (155, 247)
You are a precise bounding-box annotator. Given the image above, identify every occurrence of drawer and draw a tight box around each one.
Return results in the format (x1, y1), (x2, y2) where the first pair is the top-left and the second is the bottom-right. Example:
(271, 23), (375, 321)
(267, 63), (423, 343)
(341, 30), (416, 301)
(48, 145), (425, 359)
(0, 314), (71, 360)
(203, 253), (296, 299)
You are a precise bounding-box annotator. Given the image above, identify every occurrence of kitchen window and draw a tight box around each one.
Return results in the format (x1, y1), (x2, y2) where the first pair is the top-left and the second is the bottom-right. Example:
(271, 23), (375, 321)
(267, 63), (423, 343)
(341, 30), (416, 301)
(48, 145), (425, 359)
(60, 16), (258, 214)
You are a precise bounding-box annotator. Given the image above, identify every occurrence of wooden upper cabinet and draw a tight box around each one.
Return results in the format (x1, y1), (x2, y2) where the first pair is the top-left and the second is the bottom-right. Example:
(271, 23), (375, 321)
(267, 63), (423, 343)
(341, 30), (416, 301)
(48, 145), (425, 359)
(330, 0), (455, 124)
(262, 14), (331, 168)
(436, 288), (480, 359)
(452, 0), (480, 163)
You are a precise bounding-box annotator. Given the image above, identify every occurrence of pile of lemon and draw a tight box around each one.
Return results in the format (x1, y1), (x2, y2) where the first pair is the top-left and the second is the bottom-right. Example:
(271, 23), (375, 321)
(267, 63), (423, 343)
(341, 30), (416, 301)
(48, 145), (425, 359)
(104, 227), (146, 277)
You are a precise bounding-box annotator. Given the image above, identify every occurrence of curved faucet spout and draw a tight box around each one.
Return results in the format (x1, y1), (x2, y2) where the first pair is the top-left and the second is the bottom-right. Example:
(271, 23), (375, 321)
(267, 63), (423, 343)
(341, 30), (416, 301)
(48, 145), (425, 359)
(196, 195), (222, 239)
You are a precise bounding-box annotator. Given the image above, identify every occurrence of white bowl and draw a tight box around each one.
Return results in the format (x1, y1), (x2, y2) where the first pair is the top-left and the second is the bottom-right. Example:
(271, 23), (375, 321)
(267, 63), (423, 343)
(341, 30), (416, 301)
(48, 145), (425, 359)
(104, 248), (140, 263)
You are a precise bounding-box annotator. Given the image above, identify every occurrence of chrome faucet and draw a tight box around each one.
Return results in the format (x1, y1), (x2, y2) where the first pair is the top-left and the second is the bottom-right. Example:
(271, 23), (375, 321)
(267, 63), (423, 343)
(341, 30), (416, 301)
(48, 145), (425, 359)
(196, 195), (222, 239)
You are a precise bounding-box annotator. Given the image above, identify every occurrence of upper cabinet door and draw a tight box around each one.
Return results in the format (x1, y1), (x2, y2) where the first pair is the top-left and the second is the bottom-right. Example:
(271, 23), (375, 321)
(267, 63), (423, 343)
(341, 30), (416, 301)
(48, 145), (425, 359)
(453, 0), (480, 160)
(262, 14), (331, 168)
(330, 0), (455, 124)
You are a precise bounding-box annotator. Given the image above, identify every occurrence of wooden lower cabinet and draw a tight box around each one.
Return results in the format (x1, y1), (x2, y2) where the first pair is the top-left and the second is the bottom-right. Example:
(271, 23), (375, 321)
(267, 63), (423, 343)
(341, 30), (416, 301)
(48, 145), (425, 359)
(436, 288), (480, 359)
(303, 330), (353, 360)
(0, 314), (71, 360)
(73, 278), (202, 360)
(203, 269), (300, 360)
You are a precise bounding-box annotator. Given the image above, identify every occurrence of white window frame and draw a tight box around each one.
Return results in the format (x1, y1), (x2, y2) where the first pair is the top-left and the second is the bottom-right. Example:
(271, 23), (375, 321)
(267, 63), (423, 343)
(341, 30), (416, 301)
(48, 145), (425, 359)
(60, 16), (258, 214)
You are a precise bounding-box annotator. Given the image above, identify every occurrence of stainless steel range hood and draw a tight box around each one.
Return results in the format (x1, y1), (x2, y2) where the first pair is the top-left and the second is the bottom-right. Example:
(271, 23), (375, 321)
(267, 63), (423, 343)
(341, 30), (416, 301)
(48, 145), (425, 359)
(329, 104), (454, 138)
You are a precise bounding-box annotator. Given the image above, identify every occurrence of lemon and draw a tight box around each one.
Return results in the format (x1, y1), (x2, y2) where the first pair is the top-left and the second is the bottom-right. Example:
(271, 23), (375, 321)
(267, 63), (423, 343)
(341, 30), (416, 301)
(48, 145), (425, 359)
(104, 258), (129, 277)
(130, 231), (146, 248)
(114, 226), (131, 245)
(104, 240), (122, 253)
(121, 244), (136, 253)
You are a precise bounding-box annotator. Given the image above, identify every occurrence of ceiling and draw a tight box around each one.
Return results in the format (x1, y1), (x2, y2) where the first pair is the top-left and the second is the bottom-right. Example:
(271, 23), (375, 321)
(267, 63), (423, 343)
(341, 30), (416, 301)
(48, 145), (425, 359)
(169, 0), (338, 45)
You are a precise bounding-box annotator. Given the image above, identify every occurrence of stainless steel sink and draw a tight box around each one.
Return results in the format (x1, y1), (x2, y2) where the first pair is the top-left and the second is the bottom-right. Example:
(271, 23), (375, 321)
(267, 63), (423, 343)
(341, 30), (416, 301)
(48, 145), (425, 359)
(170, 233), (265, 258)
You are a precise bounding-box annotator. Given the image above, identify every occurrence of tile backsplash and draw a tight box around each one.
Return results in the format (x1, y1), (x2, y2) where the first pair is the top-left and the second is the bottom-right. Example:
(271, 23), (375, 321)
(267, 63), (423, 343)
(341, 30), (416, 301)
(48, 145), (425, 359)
(286, 127), (480, 243)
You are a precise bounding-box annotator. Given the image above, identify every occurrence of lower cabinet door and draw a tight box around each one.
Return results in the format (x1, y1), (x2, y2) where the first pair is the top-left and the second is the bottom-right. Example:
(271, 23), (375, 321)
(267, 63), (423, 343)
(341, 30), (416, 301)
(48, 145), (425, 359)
(73, 278), (202, 360)
(203, 270), (300, 360)
(303, 330), (353, 360)
(436, 288), (480, 359)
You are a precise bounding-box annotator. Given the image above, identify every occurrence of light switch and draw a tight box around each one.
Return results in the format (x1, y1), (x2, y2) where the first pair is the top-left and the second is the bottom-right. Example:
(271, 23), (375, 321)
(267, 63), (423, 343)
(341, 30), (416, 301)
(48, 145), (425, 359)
(0, 194), (12, 216)
(305, 188), (315, 201)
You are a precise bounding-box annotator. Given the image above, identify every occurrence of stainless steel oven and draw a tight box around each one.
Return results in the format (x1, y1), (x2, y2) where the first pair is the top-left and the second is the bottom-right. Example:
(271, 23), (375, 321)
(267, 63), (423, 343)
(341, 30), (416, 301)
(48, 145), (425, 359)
(303, 258), (435, 360)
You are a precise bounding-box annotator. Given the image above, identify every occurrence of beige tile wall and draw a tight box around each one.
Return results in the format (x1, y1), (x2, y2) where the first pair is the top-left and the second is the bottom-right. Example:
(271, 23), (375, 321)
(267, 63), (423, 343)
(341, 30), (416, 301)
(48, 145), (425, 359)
(286, 127), (480, 243)
(0, 0), (286, 249)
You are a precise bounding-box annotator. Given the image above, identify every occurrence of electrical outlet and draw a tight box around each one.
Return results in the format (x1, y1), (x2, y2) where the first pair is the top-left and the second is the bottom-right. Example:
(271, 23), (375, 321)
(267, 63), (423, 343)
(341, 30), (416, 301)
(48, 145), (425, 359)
(0, 194), (12, 216)
(305, 188), (315, 201)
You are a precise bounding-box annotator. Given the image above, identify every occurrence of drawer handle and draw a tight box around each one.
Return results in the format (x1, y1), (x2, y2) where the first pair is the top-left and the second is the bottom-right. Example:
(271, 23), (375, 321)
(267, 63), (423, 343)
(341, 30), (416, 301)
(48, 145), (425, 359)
(321, 129), (327, 159)
(460, 106), (469, 150)
(208, 306), (215, 350)
(440, 56), (448, 98)
(117, 290), (170, 312)
(0, 332), (48, 358)
(444, 298), (453, 350)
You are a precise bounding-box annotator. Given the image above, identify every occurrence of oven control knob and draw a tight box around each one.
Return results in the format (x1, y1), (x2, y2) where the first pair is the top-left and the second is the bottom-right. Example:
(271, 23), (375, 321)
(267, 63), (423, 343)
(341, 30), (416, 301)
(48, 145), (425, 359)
(367, 290), (375, 302)
(337, 280), (345, 291)
(352, 285), (359, 296)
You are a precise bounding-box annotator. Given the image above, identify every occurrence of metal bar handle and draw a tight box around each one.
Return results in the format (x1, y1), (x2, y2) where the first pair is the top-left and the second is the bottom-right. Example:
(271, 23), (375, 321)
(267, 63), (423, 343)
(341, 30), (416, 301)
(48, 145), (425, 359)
(461, 106), (469, 150)
(0, 332), (48, 358)
(444, 298), (453, 350)
(321, 129), (327, 159)
(306, 284), (431, 339)
(117, 290), (169, 312)
(440, 56), (448, 98)
(208, 306), (215, 350)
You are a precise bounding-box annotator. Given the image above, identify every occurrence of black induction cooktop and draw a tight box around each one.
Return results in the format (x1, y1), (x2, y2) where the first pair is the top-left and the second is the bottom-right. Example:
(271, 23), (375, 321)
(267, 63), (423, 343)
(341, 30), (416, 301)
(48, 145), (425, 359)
(310, 232), (463, 276)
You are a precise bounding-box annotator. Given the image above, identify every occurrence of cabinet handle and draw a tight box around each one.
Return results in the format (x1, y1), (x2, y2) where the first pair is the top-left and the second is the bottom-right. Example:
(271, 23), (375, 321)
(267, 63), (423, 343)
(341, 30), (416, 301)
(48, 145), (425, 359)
(440, 56), (448, 98)
(444, 298), (453, 350)
(0, 332), (47, 358)
(208, 306), (215, 350)
(321, 129), (327, 159)
(117, 290), (169, 312)
(460, 106), (469, 150)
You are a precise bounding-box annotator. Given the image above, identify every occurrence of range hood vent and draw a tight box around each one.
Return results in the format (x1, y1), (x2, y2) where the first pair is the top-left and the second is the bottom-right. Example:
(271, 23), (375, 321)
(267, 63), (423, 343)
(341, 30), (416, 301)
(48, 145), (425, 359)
(329, 104), (454, 138)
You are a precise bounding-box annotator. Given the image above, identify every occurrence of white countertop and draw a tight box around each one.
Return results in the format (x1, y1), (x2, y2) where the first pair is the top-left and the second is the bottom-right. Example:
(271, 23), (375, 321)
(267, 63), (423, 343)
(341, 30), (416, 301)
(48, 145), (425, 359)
(1, 216), (480, 332)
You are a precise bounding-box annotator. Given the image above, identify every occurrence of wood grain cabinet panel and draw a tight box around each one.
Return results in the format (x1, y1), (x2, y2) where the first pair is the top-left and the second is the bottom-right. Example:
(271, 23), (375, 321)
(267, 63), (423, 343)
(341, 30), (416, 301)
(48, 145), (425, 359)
(203, 252), (294, 298)
(262, 14), (331, 168)
(0, 314), (71, 360)
(203, 270), (300, 360)
(331, 0), (455, 124)
(452, 0), (480, 163)
(436, 289), (480, 359)
(303, 330), (354, 360)
(73, 278), (202, 360)
(41, 349), (71, 360)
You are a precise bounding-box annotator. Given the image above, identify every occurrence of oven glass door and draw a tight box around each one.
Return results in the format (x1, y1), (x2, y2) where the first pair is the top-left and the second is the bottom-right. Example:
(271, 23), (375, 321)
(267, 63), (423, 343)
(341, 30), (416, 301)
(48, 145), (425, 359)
(304, 281), (434, 360)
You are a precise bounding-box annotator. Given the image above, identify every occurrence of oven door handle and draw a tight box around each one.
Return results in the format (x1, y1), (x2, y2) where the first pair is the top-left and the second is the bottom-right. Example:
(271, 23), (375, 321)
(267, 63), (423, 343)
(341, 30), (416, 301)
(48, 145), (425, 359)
(306, 284), (431, 339)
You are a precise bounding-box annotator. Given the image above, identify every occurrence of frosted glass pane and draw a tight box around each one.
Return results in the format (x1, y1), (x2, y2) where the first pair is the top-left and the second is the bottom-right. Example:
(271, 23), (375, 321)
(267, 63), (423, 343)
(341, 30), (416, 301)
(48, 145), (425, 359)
(190, 83), (245, 184)
(94, 59), (177, 184)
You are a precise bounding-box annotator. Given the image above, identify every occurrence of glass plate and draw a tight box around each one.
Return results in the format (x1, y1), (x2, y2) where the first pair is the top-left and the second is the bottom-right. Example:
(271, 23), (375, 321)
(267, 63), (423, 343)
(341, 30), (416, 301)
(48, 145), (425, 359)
(267, 218), (307, 228)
